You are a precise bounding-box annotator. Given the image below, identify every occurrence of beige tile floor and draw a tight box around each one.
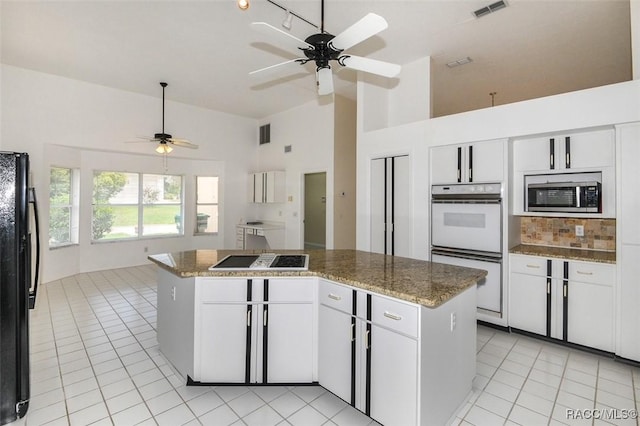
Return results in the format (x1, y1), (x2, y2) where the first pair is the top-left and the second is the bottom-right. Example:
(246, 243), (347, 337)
(7, 265), (640, 426)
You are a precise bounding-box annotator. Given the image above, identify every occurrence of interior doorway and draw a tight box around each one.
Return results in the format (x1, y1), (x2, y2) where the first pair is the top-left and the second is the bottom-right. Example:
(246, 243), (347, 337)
(303, 172), (327, 250)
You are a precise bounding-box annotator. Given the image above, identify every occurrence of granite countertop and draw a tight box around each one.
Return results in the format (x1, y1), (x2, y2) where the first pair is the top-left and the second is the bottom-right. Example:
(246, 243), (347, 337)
(510, 244), (616, 264)
(148, 249), (487, 308)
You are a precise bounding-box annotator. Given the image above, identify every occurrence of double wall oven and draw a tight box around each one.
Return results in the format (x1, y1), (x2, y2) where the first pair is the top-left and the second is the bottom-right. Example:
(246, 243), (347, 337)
(430, 183), (503, 316)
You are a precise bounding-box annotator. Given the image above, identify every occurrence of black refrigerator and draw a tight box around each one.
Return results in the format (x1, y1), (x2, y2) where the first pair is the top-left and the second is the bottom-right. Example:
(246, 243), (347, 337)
(0, 152), (40, 426)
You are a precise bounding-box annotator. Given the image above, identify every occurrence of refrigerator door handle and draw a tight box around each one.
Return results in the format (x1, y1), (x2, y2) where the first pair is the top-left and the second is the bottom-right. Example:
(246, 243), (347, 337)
(28, 188), (40, 310)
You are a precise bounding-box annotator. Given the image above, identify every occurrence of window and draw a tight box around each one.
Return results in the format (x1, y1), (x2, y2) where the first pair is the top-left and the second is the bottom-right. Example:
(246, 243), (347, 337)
(92, 171), (183, 241)
(195, 176), (219, 233)
(49, 167), (79, 247)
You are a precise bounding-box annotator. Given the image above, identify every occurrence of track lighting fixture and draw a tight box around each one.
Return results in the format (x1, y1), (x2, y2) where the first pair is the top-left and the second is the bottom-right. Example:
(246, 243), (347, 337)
(282, 10), (293, 29)
(237, 0), (249, 11)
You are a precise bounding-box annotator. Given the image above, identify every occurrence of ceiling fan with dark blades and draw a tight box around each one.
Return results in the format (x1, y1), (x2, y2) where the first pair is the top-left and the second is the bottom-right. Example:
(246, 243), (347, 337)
(249, 0), (401, 96)
(130, 82), (198, 154)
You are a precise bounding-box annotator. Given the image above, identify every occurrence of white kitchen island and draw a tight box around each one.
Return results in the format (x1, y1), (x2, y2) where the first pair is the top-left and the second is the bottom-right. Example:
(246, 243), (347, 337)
(149, 249), (486, 426)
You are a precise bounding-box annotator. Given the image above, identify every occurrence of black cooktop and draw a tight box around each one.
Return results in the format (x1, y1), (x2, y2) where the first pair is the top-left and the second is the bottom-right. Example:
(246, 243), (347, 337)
(209, 254), (309, 270)
(271, 255), (307, 268)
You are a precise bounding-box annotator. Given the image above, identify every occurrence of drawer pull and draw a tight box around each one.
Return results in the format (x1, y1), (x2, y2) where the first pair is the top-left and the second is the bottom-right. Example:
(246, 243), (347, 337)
(526, 264), (541, 269)
(576, 271), (593, 276)
(328, 293), (342, 301)
(383, 311), (402, 321)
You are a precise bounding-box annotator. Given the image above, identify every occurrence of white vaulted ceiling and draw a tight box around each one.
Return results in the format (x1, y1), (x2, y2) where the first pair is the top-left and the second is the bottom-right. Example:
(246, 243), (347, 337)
(0, 0), (632, 119)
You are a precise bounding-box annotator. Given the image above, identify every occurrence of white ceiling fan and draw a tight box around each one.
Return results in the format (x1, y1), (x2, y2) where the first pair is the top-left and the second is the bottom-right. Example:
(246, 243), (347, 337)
(132, 82), (198, 154)
(249, 0), (401, 96)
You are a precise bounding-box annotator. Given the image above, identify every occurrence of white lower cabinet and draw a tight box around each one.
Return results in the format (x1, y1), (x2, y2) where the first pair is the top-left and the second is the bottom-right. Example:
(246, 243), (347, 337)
(509, 254), (615, 352)
(160, 272), (477, 425)
(194, 277), (314, 384)
(318, 303), (353, 403)
(318, 280), (420, 425)
(369, 324), (418, 426)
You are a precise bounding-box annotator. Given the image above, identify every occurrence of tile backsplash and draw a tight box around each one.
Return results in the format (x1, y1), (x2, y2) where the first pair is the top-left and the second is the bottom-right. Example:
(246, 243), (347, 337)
(520, 217), (616, 251)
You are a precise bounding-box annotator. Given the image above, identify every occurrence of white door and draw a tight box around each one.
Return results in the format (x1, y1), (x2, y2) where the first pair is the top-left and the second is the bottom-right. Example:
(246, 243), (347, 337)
(393, 155), (411, 257)
(318, 305), (353, 403)
(266, 303), (314, 383)
(567, 281), (614, 352)
(431, 253), (502, 313)
(566, 130), (614, 169)
(431, 202), (502, 253)
(470, 140), (505, 183)
(508, 273), (548, 335)
(370, 158), (386, 255)
(430, 145), (462, 184)
(370, 156), (411, 256)
(369, 325), (418, 426)
(513, 137), (555, 172)
(198, 303), (249, 383)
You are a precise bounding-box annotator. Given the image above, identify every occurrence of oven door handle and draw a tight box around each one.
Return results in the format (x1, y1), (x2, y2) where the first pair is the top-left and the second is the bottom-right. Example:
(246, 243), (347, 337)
(431, 248), (502, 263)
(431, 198), (501, 204)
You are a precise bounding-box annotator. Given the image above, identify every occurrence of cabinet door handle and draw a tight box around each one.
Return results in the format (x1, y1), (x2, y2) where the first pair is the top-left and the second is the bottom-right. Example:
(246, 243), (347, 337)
(247, 310), (252, 326)
(547, 278), (551, 294)
(365, 330), (371, 349)
(549, 138), (555, 169)
(526, 264), (541, 269)
(383, 311), (402, 321)
(263, 309), (268, 326)
(328, 293), (342, 301)
(468, 145), (473, 183)
(351, 323), (356, 342)
(563, 283), (568, 298)
(576, 270), (593, 276)
(565, 136), (571, 168)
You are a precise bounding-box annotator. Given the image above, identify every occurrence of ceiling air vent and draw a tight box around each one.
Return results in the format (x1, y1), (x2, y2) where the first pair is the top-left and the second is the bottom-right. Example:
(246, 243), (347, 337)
(259, 123), (270, 145)
(473, 0), (507, 18)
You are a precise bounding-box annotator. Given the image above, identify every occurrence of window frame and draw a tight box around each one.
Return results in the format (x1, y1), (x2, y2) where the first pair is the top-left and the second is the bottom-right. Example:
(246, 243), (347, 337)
(48, 166), (80, 249)
(195, 175), (220, 235)
(91, 170), (185, 243)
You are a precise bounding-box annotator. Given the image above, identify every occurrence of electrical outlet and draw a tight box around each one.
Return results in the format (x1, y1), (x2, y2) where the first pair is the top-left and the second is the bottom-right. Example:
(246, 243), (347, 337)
(171, 287), (176, 301)
(575, 225), (584, 237)
(144, 246), (148, 253)
(450, 312), (457, 332)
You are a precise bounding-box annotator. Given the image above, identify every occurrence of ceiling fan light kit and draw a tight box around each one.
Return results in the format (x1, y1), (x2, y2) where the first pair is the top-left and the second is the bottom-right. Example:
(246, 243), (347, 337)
(249, 0), (401, 96)
(127, 82), (198, 157)
(155, 143), (173, 154)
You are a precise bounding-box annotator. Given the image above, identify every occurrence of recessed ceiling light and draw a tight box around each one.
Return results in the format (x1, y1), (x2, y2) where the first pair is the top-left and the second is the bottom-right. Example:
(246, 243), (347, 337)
(446, 57), (473, 68)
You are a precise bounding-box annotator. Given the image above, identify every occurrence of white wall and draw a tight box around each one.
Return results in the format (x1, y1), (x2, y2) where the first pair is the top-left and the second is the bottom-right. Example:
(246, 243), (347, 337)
(252, 98), (335, 249)
(1, 65), (257, 282)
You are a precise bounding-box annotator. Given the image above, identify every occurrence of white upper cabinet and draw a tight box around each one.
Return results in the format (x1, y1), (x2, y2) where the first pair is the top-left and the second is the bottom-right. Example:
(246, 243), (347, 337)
(430, 139), (505, 185)
(514, 129), (614, 173)
(248, 171), (285, 203)
(512, 128), (616, 217)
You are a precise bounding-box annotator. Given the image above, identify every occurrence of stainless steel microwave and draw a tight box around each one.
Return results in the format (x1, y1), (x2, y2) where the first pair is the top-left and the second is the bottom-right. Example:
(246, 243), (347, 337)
(527, 181), (601, 213)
